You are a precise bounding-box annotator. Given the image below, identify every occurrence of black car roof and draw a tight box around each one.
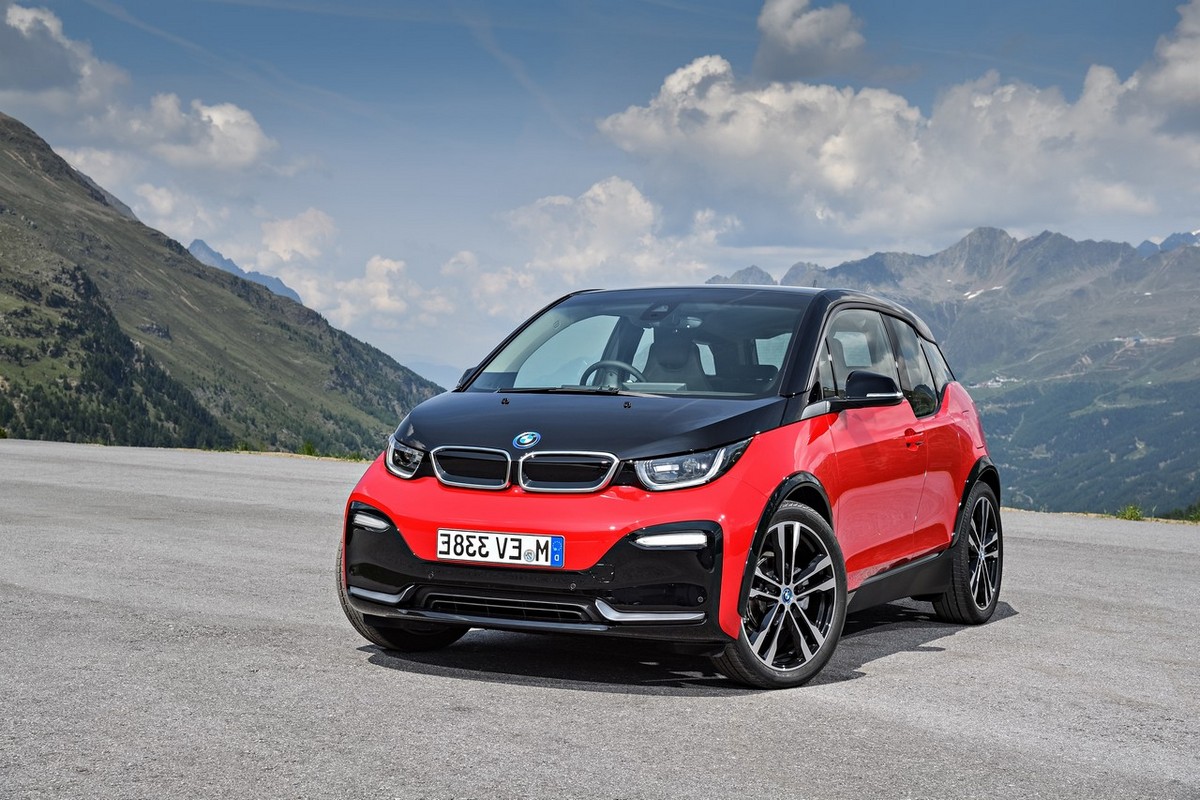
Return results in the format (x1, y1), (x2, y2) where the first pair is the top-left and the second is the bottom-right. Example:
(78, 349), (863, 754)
(571, 285), (936, 342)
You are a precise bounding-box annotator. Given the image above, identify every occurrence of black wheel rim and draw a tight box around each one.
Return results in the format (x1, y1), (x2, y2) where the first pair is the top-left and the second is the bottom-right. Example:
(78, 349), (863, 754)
(967, 495), (1001, 610)
(743, 519), (837, 672)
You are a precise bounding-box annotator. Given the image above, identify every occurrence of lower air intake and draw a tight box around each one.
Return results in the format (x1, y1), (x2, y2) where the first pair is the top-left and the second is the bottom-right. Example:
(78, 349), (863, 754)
(423, 593), (592, 623)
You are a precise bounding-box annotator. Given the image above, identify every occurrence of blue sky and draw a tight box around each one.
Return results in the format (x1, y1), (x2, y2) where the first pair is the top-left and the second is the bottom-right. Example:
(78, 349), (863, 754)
(1, 0), (1197, 377)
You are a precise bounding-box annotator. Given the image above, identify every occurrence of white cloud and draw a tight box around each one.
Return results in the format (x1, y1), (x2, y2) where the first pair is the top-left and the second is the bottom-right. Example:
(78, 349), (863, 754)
(459, 177), (739, 319)
(1073, 178), (1157, 216)
(508, 177), (661, 284)
(0, 3), (128, 112)
(249, 209), (455, 329)
(440, 250), (480, 277)
(260, 208), (337, 264)
(58, 146), (142, 192)
(1, 6), (276, 174)
(279, 254), (456, 330)
(131, 182), (230, 242)
(123, 93), (277, 170)
(600, 56), (924, 232)
(1144, 0), (1200, 104)
(599, 0), (1200, 245)
(754, 0), (864, 80)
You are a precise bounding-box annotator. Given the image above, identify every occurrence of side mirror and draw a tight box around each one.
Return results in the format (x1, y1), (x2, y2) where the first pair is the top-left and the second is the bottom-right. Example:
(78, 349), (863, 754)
(830, 370), (904, 412)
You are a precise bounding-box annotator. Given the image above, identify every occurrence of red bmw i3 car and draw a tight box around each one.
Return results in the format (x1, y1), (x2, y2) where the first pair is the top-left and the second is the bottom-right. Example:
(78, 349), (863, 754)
(337, 286), (1002, 688)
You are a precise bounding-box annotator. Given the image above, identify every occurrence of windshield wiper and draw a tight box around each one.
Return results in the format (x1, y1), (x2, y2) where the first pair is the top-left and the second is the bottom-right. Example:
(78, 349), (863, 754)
(498, 386), (622, 395)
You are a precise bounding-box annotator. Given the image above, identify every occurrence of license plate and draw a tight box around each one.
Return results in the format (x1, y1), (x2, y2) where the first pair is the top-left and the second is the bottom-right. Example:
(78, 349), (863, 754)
(436, 529), (565, 568)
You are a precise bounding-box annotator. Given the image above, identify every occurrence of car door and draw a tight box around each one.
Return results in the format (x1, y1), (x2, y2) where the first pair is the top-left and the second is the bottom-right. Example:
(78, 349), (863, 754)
(822, 308), (928, 583)
(887, 318), (969, 557)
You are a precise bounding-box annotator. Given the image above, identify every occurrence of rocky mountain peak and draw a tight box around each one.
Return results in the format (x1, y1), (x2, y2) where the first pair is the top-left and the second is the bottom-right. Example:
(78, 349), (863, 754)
(705, 264), (777, 285)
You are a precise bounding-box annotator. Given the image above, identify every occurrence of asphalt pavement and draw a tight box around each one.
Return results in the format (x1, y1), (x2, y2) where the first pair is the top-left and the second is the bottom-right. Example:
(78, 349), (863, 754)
(1, 438), (1197, 799)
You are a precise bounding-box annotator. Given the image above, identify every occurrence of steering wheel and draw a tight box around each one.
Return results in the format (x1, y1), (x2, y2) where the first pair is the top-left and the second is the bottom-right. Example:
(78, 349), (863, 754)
(579, 359), (648, 386)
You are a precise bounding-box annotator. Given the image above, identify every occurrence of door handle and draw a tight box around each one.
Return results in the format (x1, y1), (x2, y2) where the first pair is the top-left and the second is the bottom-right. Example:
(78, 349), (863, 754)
(904, 428), (924, 449)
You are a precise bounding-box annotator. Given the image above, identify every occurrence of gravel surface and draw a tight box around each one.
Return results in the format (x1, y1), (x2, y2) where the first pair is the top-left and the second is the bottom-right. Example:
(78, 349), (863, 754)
(2, 438), (1197, 799)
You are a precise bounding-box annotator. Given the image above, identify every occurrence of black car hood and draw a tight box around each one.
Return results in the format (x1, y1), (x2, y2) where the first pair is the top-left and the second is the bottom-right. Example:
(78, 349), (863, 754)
(396, 391), (788, 460)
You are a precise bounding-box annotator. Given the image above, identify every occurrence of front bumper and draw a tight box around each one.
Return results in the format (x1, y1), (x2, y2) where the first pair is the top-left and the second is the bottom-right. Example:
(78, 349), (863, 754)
(343, 502), (729, 644)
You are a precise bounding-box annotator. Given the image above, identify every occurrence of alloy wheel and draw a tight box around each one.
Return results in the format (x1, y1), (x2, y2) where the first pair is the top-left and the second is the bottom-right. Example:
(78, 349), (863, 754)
(743, 519), (838, 671)
(967, 495), (1001, 611)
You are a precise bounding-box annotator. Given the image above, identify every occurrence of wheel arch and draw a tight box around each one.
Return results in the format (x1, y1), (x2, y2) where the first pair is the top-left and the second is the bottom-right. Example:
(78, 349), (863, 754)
(953, 456), (1000, 545)
(736, 471), (833, 616)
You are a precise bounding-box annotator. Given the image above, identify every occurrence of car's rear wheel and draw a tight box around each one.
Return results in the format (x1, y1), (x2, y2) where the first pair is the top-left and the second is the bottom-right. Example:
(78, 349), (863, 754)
(713, 502), (847, 689)
(932, 482), (1003, 624)
(335, 545), (469, 652)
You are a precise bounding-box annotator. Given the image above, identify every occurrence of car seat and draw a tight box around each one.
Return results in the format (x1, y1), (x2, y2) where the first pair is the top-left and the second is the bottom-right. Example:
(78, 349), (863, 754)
(641, 329), (713, 390)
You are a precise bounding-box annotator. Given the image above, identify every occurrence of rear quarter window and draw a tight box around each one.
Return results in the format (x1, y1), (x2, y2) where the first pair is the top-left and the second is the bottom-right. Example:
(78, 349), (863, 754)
(921, 339), (955, 394)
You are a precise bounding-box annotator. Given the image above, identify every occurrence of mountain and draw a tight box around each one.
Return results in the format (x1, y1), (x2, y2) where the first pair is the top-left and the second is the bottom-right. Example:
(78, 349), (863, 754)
(715, 227), (1200, 514)
(706, 265), (777, 285)
(402, 359), (466, 391)
(1134, 228), (1199, 257)
(0, 111), (440, 455)
(188, 239), (302, 304)
(73, 169), (138, 222)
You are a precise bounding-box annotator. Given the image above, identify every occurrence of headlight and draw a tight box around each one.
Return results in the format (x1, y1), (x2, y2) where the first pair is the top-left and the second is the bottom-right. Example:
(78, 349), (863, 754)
(634, 439), (750, 491)
(385, 435), (425, 478)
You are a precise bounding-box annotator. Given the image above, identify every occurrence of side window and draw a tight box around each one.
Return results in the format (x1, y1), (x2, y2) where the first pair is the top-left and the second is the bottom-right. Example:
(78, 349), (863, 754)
(921, 340), (955, 394)
(887, 317), (938, 417)
(824, 309), (900, 397)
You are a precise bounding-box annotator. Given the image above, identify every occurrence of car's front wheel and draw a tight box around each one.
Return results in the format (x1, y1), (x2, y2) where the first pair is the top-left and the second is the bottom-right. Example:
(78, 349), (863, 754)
(713, 502), (847, 689)
(335, 545), (469, 652)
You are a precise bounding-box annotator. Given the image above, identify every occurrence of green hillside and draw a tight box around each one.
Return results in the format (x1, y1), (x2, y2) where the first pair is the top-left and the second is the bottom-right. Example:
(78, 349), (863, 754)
(0, 112), (440, 455)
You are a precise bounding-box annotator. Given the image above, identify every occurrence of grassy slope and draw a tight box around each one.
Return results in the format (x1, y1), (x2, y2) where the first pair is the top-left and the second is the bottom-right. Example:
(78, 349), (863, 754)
(0, 112), (439, 455)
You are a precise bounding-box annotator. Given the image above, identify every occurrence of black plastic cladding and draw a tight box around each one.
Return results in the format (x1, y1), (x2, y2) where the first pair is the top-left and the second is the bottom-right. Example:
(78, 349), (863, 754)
(952, 456), (1001, 546)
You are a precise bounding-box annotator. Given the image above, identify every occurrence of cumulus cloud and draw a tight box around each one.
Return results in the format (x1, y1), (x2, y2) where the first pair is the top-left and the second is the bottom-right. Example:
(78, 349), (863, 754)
(0, 3), (128, 112)
(277, 254), (455, 330)
(1, 5), (276, 175)
(600, 56), (923, 232)
(246, 210), (454, 329)
(58, 146), (142, 192)
(260, 208), (337, 264)
(754, 0), (864, 80)
(330, 256), (455, 326)
(600, 0), (1200, 245)
(131, 182), (231, 242)
(508, 177), (661, 284)
(440, 250), (481, 277)
(1144, 0), (1200, 105)
(118, 93), (277, 170)
(458, 177), (739, 319)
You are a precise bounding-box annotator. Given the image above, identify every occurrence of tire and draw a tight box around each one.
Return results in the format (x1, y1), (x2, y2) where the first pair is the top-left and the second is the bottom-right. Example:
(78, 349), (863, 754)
(335, 544), (469, 652)
(712, 502), (848, 689)
(932, 481), (1003, 624)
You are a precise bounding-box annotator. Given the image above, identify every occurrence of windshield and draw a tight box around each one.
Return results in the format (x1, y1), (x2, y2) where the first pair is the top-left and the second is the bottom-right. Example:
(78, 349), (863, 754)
(467, 287), (813, 398)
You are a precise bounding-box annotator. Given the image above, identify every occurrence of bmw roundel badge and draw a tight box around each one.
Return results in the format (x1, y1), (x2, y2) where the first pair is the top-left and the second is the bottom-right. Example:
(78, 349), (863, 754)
(513, 431), (541, 449)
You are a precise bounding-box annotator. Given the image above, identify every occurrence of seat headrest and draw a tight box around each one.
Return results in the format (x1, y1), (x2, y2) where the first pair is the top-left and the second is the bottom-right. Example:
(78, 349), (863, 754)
(648, 330), (696, 370)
